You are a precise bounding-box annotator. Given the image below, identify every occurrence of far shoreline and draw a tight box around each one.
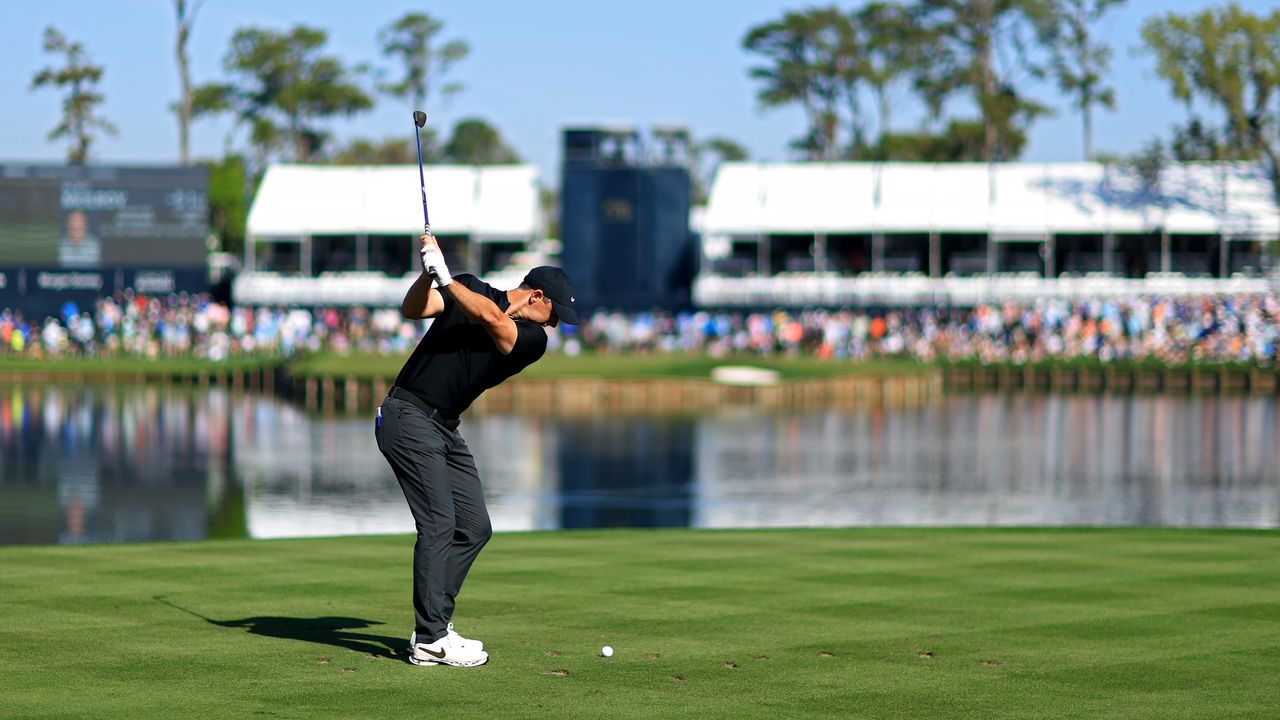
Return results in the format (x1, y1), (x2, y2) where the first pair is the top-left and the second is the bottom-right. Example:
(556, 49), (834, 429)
(2, 353), (1277, 412)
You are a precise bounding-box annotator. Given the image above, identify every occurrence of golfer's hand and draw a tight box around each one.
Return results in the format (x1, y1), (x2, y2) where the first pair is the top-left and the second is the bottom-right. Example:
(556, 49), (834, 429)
(419, 234), (452, 286)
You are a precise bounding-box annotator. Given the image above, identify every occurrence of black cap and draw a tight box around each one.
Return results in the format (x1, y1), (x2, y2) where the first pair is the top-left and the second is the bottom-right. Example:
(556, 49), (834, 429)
(522, 266), (579, 324)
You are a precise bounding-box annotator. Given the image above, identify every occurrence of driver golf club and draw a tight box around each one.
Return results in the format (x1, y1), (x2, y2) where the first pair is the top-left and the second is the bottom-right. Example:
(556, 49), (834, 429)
(411, 110), (437, 279)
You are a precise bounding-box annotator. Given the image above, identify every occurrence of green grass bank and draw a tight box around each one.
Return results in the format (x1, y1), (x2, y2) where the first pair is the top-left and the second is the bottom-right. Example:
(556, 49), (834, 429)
(2, 528), (1277, 719)
(0, 352), (933, 381)
(290, 351), (932, 380)
(4, 351), (1275, 381)
(0, 354), (279, 376)
(7, 351), (1276, 392)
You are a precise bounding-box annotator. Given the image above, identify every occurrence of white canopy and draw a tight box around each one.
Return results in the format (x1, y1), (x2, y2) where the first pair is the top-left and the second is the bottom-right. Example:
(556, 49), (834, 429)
(705, 161), (1280, 239)
(247, 164), (541, 240)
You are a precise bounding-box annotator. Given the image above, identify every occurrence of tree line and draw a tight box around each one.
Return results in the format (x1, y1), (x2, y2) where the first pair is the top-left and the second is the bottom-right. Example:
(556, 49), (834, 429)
(30, 6), (526, 253)
(27, 1), (1280, 225)
(31, 7), (519, 169)
(742, 0), (1280, 201)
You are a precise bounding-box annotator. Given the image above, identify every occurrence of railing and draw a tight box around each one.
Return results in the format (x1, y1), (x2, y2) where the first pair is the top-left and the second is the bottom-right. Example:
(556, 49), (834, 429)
(693, 272), (1277, 307)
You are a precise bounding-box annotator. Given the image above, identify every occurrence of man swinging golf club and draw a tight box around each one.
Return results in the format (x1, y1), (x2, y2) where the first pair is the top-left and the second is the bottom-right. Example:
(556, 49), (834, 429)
(375, 232), (578, 667)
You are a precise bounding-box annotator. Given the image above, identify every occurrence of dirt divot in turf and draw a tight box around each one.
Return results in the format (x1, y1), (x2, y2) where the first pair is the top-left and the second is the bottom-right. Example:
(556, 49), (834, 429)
(545, 650), (562, 657)
(545, 669), (569, 677)
(918, 651), (935, 659)
(670, 675), (685, 681)
(645, 653), (660, 661)
(752, 655), (771, 661)
(819, 651), (836, 657)
(723, 661), (739, 668)
(981, 659), (1003, 666)
(341, 668), (356, 673)
(316, 658), (331, 664)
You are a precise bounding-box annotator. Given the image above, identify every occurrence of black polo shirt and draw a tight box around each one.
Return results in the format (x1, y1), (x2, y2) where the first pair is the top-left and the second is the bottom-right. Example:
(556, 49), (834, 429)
(394, 274), (548, 416)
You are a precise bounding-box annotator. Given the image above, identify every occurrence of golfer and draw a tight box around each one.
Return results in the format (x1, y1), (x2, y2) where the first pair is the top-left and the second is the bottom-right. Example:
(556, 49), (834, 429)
(375, 233), (577, 667)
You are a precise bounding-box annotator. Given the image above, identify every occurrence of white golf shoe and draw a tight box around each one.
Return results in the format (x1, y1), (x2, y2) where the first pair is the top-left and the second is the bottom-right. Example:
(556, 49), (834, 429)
(447, 622), (484, 650)
(410, 623), (484, 652)
(408, 631), (489, 667)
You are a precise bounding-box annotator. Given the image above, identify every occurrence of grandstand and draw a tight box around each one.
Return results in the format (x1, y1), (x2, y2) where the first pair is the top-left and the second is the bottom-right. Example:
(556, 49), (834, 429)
(697, 161), (1280, 307)
(229, 160), (1280, 312)
(233, 163), (544, 306)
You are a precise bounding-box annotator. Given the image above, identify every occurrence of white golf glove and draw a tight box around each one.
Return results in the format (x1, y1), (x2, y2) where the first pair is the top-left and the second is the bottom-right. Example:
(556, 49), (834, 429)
(420, 240), (452, 286)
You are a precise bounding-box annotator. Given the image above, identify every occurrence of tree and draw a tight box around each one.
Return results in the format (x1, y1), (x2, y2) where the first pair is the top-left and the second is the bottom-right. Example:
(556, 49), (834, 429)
(442, 118), (519, 164)
(1128, 138), (1165, 196)
(540, 186), (560, 240)
(743, 9), (847, 160)
(1141, 5), (1280, 200)
(1028, 0), (1123, 160)
(852, 2), (927, 154)
(377, 12), (469, 111)
(913, 0), (1050, 161)
(193, 25), (373, 166)
(691, 136), (749, 203)
(826, 7), (869, 156)
(201, 154), (249, 255)
(29, 27), (116, 164)
(173, 0), (204, 165)
(700, 137), (749, 165)
(329, 136), (430, 165)
(742, 3), (1053, 162)
(1169, 119), (1227, 163)
(879, 119), (1025, 161)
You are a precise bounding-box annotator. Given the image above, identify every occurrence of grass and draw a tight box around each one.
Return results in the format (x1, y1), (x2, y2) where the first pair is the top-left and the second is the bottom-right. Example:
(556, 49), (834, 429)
(287, 351), (933, 380)
(1, 527), (1277, 719)
(5, 351), (1273, 383)
(0, 351), (933, 381)
(0, 355), (279, 374)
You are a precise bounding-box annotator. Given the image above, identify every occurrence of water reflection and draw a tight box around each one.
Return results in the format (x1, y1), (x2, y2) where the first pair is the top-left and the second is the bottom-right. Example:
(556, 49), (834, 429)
(0, 385), (241, 544)
(555, 418), (695, 529)
(1, 385), (1277, 545)
(692, 398), (1280, 528)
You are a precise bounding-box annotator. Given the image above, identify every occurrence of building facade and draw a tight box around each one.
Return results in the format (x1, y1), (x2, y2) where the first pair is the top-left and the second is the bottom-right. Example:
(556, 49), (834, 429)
(236, 163), (543, 306)
(698, 162), (1280, 306)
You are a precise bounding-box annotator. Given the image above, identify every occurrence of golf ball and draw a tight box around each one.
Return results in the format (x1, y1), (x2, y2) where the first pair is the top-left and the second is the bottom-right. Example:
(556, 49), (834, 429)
(601, 645), (614, 657)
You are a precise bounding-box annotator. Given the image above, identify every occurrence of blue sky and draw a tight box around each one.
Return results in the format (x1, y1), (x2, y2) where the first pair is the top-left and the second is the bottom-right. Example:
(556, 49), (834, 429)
(0, 0), (1269, 186)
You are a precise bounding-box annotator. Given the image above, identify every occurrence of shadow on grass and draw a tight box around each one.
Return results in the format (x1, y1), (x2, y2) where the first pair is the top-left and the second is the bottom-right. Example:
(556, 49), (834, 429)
(154, 596), (403, 659)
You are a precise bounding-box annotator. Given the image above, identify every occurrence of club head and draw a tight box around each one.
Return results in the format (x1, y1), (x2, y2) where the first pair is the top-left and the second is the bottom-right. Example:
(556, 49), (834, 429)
(412, 110), (427, 128)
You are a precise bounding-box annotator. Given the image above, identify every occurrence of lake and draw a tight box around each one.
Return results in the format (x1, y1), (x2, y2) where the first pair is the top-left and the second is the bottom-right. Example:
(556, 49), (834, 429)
(1, 384), (1276, 545)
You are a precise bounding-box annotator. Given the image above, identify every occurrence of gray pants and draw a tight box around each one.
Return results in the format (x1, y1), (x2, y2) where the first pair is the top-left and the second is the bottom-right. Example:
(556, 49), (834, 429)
(374, 395), (492, 644)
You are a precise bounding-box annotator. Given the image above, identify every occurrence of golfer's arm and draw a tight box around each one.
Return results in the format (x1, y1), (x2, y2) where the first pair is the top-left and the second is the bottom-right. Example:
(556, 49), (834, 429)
(443, 282), (518, 354)
(400, 273), (446, 319)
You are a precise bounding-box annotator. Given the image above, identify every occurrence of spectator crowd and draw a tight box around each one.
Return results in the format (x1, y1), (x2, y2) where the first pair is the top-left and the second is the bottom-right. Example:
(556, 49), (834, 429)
(2, 289), (1279, 366)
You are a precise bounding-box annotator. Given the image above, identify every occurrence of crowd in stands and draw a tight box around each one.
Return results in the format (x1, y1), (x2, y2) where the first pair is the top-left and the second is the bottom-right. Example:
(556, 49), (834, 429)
(0, 291), (426, 361)
(581, 295), (1280, 365)
(2, 289), (1279, 365)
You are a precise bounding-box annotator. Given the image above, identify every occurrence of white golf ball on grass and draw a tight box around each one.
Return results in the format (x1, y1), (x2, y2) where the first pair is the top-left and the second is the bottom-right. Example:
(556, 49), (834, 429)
(600, 645), (614, 658)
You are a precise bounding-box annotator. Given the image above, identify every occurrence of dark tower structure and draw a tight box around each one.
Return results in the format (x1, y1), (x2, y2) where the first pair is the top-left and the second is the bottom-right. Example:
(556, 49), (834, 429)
(559, 126), (695, 314)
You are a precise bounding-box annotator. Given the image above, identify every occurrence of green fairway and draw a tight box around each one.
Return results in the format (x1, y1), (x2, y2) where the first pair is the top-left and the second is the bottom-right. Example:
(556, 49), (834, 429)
(2, 528), (1277, 719)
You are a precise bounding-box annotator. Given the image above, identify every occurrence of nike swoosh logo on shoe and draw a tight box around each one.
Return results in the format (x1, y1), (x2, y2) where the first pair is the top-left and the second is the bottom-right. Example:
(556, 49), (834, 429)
(422, 647), (447, 659)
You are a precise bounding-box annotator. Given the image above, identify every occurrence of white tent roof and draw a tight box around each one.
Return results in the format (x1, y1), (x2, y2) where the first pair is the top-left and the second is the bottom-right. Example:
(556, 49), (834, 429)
(247, 164), (541, 240)
(705, 161), (1280, 238)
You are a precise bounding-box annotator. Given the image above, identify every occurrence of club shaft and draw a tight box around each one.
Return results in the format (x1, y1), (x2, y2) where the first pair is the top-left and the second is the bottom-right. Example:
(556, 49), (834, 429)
(413, 112), (437, 281)
(413, 118), (431, 232)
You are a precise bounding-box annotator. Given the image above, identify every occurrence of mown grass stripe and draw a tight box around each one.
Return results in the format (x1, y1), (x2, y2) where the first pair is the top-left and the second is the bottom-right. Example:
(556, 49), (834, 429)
(1, 528), (1277, 719)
